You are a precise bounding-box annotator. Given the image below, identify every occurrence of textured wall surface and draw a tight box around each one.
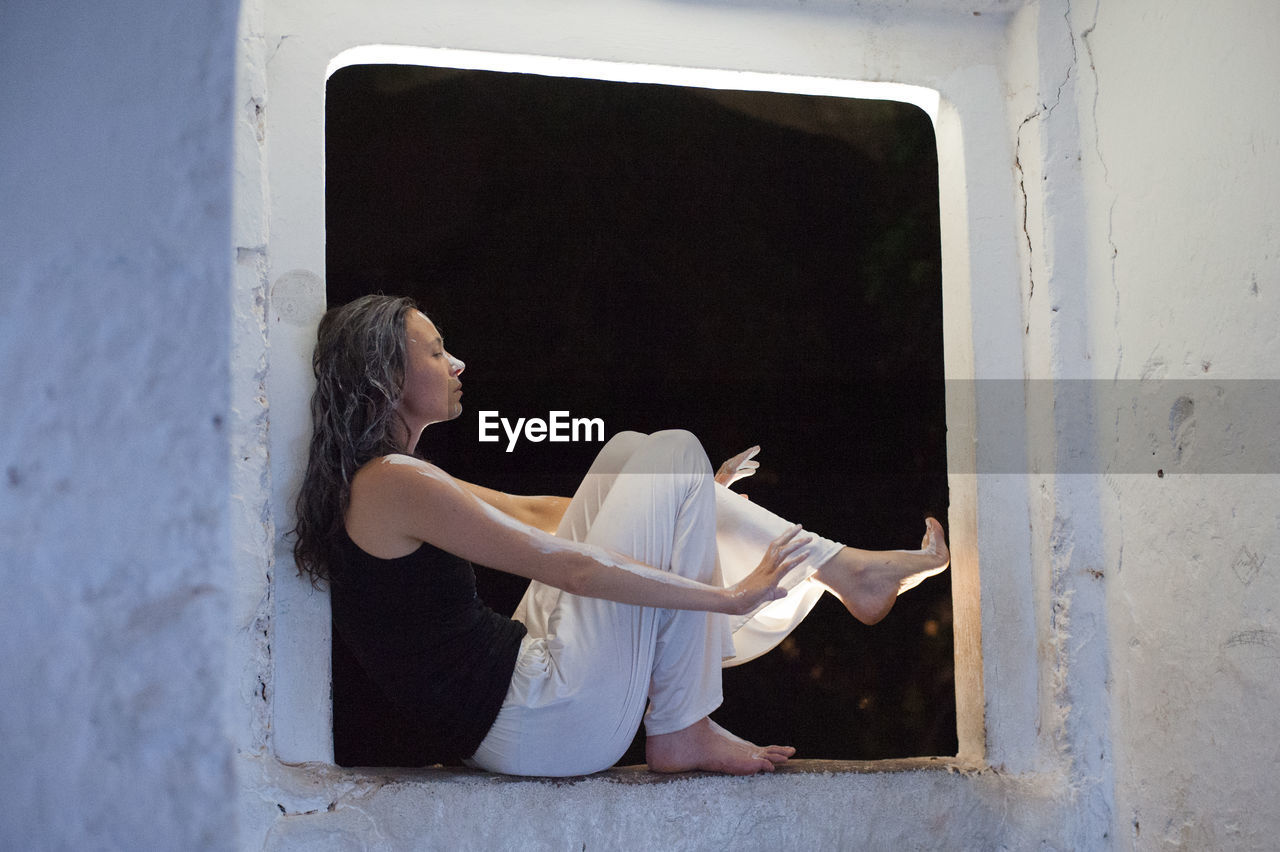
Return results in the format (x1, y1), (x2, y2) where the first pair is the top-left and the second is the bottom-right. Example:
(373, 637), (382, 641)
(1079, 2), (1280, 848)
(242, 759), (1074, 851)
(1011, 1), (1280, 847)
(3, 0), (1277, 849)
(0, 0), (241, 849)
(239, 0), (1279, 848)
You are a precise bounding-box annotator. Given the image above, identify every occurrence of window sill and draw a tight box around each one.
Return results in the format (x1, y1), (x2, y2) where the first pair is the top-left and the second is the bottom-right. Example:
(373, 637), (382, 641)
(297, 756), (978, 786)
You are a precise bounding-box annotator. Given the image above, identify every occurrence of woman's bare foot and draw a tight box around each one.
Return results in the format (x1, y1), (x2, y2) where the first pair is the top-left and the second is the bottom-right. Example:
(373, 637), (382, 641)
(646, 717), (794, 775)
(813, 517), (950, 626)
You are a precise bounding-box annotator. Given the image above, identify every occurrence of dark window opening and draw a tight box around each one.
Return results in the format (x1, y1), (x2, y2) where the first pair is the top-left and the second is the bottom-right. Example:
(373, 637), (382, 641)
(325, 64), (953, 762)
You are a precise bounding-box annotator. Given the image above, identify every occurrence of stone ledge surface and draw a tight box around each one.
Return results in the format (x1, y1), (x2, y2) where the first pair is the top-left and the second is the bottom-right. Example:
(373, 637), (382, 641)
(246, 753), (1055, 851)
(321, 755), (977, 786)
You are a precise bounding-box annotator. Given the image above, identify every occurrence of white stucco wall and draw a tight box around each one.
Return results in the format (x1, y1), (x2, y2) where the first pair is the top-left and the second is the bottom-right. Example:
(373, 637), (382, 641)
(1079, 3), (1280, 848)
(0, 0), (241, 849)
(3, 0), (1277, 849)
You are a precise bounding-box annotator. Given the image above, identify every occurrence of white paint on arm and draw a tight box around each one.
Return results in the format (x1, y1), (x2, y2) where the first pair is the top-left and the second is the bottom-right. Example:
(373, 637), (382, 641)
(376, 453), (798, 614)
(467, 482), (713, 593)
(381, 454), (712, 594)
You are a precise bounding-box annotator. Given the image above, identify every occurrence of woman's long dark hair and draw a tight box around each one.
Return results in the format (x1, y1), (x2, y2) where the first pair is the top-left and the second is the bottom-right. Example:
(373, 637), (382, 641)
(292, 294), (418, 584)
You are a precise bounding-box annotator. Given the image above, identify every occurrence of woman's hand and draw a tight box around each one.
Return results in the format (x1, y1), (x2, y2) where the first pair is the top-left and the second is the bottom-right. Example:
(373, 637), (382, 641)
(715, 445), (761, 489)
(724, 524), (810, 615)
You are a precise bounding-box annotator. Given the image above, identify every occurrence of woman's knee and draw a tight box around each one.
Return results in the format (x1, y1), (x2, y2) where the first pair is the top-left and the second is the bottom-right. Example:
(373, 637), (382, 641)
(639, 429), (713, 475)
(586, 431), (649, 476)
(607, 430), (649, 450)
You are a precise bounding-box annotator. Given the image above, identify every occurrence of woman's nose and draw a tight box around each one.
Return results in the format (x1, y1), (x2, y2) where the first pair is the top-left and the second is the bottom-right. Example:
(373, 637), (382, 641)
(447, 353), (465, 376)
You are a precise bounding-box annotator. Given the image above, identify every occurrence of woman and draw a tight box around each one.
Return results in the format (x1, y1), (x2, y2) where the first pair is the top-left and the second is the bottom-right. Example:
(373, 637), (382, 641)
(293, 294), (949, 777)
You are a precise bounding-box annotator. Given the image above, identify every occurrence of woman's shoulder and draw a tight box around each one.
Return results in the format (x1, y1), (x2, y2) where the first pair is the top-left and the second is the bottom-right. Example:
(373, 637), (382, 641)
(349, 454), (464, 517)
(354, 453), (452, 488)
(346, 454), (459, 559)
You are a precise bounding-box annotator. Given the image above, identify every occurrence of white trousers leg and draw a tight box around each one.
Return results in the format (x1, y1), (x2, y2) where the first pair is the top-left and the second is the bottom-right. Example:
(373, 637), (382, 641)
(467, 431), (843, 776)
(716, 488), (844, 666)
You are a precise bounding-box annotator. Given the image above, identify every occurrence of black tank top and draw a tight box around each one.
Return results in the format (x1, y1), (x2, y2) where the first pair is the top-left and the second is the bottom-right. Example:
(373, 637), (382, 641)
(329, 529), (526, 766)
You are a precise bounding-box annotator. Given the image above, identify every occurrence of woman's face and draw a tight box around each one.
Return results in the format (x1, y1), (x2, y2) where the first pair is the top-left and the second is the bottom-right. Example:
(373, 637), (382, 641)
(397, 310), (465, 431)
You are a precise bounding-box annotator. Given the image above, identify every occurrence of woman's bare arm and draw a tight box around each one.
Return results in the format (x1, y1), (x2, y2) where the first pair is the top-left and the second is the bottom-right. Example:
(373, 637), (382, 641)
(452, 479), (570, 534)
(345, 454), (806, 616)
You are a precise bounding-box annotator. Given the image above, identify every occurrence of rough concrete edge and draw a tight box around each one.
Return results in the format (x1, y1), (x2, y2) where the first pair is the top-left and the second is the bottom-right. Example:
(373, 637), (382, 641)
(238, 750), (1079, 848)
(245, 755), (993, 809)
(322, 755), (984, 786)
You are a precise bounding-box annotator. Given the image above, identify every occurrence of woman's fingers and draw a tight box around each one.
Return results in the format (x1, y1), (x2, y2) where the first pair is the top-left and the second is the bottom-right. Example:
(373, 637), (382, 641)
(756, 525), (812, 598)
(728, 446), (760, 470)
(770, 523), (803, 546)
(766, 525), (807, 562)
(764, 552), (809, 596)
(716, 446), (762, 487)
(778, 544), (809, 568)
(738, 524), (814, 610)
(778, 532), (810, 558)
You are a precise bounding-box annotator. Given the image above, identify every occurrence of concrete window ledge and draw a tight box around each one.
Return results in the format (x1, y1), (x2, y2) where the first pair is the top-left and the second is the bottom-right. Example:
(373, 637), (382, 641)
(244, 755), (1054, 849)
(335, 756), (976, 786)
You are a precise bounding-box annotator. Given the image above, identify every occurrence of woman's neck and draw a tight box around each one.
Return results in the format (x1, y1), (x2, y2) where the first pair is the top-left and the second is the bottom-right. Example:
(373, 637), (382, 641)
(390, 417), (424, 455)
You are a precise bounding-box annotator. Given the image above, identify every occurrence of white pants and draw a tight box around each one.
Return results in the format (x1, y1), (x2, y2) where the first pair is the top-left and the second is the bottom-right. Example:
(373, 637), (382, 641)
(467, 430), (843, 776)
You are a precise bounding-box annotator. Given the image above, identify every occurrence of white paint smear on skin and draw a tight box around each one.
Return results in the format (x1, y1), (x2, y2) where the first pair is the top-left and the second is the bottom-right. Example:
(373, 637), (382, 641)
(379, 455), (716, 594)
(382, 453), (429, 467)
(476, 494), (715, 593)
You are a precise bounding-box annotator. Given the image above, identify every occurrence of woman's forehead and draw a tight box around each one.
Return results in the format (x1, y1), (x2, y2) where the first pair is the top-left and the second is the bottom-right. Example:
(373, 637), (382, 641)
(406, 310), (439, 339)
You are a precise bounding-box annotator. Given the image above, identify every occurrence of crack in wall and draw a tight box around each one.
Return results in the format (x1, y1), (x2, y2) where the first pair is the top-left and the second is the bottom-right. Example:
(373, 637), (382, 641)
(1014, 0), (1080, 329)
(266, 34), (294, 68)
(234, 267), (276, 755)
(1045, 514), (1077, 767)
(1080, 0), (1122, 379)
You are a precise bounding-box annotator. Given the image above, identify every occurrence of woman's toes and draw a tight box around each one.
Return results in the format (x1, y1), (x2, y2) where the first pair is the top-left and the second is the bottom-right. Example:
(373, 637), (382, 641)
(762, 745), (795, 764)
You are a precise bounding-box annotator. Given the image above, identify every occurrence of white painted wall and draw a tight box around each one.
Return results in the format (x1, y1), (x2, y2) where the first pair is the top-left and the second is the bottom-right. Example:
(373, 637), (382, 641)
(0, 0), (240, 849)
(1078, 2), (1280, 848)
(3, 0), (1277, 848)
